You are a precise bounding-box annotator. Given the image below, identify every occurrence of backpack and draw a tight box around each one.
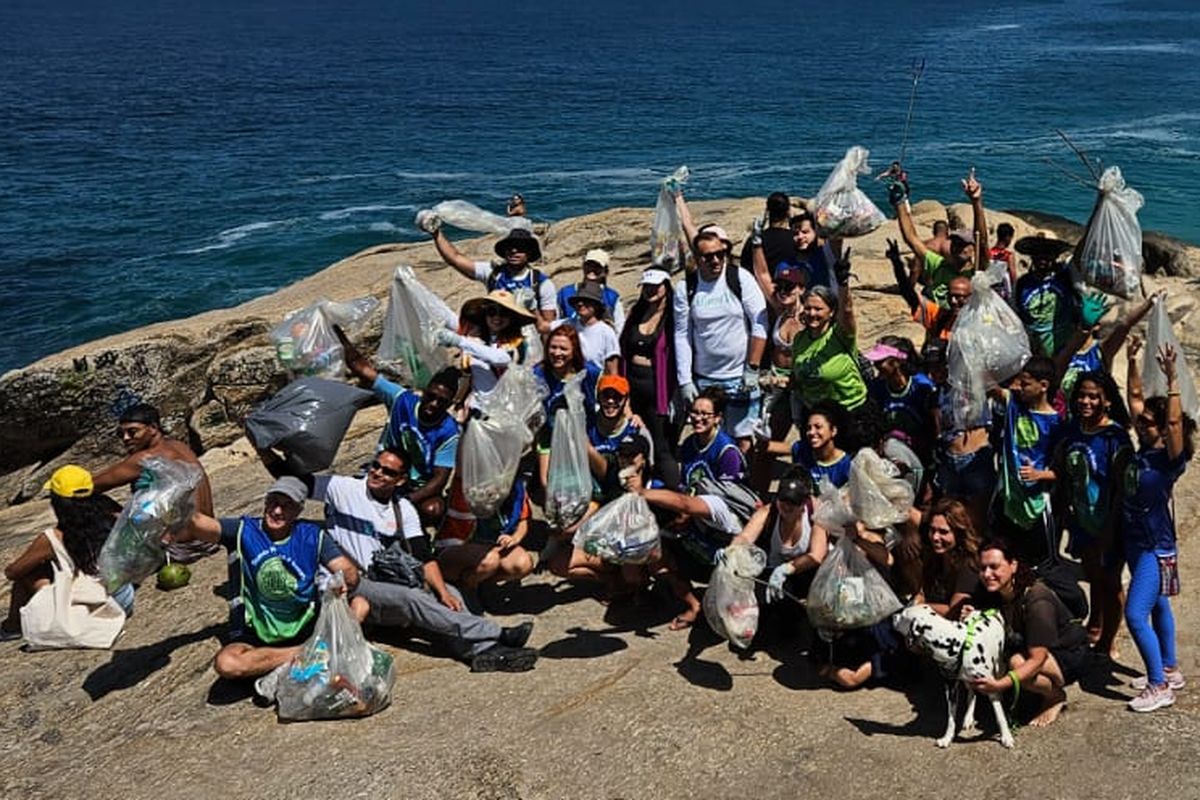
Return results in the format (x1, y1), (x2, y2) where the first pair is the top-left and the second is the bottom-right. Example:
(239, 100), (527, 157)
(487, 266), (547, 308)
(685, 264), (742, 304)
(692, 475), (762, 524)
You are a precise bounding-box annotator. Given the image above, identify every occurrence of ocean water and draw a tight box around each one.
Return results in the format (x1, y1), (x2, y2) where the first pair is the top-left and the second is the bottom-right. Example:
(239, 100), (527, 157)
(2, 0), (1199, 373)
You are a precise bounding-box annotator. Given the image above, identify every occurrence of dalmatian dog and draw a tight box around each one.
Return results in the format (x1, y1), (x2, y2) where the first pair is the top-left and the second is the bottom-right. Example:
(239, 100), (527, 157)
(893, 604), (1014, 749)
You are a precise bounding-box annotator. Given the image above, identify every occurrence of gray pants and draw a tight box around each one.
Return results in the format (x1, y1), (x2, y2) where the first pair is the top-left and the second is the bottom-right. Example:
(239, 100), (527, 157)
(353, 578), (501, 659)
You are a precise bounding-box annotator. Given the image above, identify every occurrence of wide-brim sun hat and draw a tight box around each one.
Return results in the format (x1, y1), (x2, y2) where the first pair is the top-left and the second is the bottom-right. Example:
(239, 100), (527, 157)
(494, 228), (542, 261)
(461, 289), (538, 323)
(1015, 229), (1073, 258)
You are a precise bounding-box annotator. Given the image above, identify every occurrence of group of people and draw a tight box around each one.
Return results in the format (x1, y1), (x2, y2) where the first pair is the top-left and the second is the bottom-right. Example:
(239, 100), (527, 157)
(4, 171), (1192, 729)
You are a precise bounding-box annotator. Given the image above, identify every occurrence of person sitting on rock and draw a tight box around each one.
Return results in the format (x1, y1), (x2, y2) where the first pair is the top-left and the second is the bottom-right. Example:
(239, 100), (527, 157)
(506, 193), (526, 218)
(308, 447), (537, 673)
(90, 403), (219, 564)
(419, 213), (556, 324)
(2, 466), (135, 640)
(890, 170), (988, 309)
(336, 325), (462, 528)
(170, 476), (360, 695)
(556, 249), (625, 332)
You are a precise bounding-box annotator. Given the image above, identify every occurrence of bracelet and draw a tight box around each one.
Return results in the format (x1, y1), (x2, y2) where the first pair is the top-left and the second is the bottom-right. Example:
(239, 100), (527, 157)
(1168, 390), (1181, 396)
(1007, 669), (1021, 705)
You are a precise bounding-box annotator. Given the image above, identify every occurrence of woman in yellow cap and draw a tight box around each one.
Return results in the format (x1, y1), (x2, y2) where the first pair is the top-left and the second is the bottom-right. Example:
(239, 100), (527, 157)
(2, 466), (135, 639)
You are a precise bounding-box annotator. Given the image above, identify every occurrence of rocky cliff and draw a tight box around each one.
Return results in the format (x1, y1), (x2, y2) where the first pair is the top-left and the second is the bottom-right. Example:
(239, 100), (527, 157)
(2, 197), (1198, 505)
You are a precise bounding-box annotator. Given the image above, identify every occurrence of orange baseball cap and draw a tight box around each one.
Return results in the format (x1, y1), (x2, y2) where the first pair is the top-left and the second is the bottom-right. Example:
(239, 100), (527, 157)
(597, 374), (630, 396)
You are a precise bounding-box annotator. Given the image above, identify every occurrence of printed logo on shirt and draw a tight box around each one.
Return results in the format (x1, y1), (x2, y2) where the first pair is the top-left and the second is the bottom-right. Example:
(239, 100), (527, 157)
(1015, 415), (1042, 449)
(256, 557), (299, 601)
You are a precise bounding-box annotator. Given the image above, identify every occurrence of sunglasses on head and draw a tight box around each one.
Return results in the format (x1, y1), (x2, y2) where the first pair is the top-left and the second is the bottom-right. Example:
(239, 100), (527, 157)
(369, 460), (403, 478)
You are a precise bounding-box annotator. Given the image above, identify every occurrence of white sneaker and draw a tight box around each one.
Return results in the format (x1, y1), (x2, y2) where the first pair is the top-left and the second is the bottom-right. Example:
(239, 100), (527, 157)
(1128, 683), (1176, 713)
(1132, 668), (1186, 691)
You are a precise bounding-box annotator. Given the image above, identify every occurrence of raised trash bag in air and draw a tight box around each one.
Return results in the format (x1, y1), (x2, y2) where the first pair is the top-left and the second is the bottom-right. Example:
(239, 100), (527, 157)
(703, 542), (766, 649)
(544, 377), (591, 529)
(244, 377), (374, 474)
(813, 146), (887, 238)
(416, 200), (531, 236)
(276, 573), (396, 721)
(1143, 295), (1199, 420)
(1077, 166), (1144, 299)
(573, 492), (661, 564)
(650, 165), (689, 268)
(96, 456), (203, 592)
(806, 535), (902, 632)
(378, 265), (458, 388)
(271, 297), (379, 378)
(947, 264), (1031, 430)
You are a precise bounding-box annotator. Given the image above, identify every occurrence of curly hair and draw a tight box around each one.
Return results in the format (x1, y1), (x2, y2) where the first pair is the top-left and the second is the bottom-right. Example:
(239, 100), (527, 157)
(50, 493), (122, 576)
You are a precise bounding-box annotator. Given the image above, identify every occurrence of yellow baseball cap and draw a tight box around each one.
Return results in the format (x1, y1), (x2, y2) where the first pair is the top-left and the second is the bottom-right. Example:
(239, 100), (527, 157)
(44, 465), (94, 498)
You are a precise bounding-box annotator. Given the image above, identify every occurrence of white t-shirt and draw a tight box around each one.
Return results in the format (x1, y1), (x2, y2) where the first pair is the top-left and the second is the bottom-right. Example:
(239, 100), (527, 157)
(673, 267), (768, 383)
(313, 475), (423, 572)
(552, 318), (619, 371)
(472, 261), (558, 313)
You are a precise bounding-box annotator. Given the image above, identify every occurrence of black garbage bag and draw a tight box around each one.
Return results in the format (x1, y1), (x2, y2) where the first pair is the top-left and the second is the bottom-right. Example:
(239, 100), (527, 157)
(245, 377), (373, 474)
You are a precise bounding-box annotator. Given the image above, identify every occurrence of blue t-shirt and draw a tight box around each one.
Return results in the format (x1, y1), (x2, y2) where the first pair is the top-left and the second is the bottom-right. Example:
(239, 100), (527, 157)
(1016, 267), (1076, 357)
(534, 361), (601, 434)
(219, 517), (343, 644)
(1122, 447), (1188, 553)
(1061, 342), (1103, 403)
(373, 377), (461, 483)
(791, 440), (852, 493)
(679, 429), (746, 489)
(870, 373), (936, 455)
(557, 284), (622, 324)
(1062, 420), (1131, 538)
(472, 478), (530, 543)
(998, 395), (1065, 529)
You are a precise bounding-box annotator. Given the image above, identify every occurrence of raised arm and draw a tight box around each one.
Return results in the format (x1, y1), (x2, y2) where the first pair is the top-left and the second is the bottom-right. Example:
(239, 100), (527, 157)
(887, 238), (920, 313)
(1101, 291), (1160, 368)
(174, 511), (223, 545)
(333, 324), (379, 385)
(1126, 335), (1145, 419)
(834, 248), (856, 337)
(962, 170), (989, 264)
(890, 183), (929, 261)
(429, 228), (479, 279)
(749, 220), (778, 310)
(673, 191), (700, 251)
(1158, 343), (1186, 462)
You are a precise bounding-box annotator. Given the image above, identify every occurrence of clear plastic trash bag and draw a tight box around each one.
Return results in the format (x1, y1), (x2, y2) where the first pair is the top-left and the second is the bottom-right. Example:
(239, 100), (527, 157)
(96, 457), (203, 592)
(650, 165), (689, 268)
(848, 449), (914, 530)
(276, 573), (395, 721)
(544, 379), (592, 529)
(419, 200), (532, 236)
(378, 265), (458, 388)
(459, 366), (546, 516)
(806, 535), (902, 632)
(947, 264), (1031, 430)
(477, 364), (548, 436)
(271, 297), (379, 378)
(1143, 296), (1200, 420)
(812, 477), (855, 535)
(573, 492), (661, 564)
(703, 543), (766, 649)
(244, 377), (374, 474)
(813, 146), (886, 238)
(1077, 166), (1144, 299)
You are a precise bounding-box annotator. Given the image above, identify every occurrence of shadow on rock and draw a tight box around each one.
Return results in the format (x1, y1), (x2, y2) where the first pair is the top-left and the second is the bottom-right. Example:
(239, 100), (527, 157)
(539, 626), (629, 660)
(83, 623), (224, 700)
(1077, 652), (1141, 702)
(478, 579), (593, 617)
(843, 676), (949, 740)
(674, 622), (732, 691)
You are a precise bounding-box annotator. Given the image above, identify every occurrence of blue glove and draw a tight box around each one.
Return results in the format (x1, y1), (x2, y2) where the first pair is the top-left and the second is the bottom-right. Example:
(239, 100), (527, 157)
(765, 563), (795, 604)
(1080, 290), (1111, 329)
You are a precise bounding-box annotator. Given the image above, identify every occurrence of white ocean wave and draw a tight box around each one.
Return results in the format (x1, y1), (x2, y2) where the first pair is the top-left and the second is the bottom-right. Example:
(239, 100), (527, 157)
(980, 23), (1021, 31)
(318, 203), (415, 221)
(177, 217), (302, 254)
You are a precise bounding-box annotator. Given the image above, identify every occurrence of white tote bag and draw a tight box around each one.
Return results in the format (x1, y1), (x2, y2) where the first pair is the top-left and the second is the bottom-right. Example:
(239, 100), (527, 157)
(21, 530), (127, 650)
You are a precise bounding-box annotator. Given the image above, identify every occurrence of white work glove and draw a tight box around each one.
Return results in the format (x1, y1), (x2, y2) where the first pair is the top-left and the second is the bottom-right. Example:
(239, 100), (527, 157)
(741, 367), (761, 396)
(434, 328), (463, 348)
(749, 216), (764, 247)
(679, 382), (699, 406)
(765, 563), (795, 604)
(415, 210), (443, 235)
(713, 547), (730, 569)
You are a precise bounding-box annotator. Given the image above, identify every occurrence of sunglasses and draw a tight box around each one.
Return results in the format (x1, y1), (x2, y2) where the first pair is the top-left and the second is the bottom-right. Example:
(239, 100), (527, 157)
(485, 306), (509, 317)
(776, 281), (801, 293)
(369, 460), (403, 478)
(698, 251), (726, 263)
(599, 392), (627, 405)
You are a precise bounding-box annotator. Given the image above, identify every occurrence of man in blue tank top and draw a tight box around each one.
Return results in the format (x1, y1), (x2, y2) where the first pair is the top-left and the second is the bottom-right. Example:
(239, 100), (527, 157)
(173, 476), (358, 687)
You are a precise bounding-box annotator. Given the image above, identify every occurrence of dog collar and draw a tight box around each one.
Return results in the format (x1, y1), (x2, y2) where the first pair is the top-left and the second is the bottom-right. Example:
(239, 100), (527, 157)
(961, 608), (999, 655)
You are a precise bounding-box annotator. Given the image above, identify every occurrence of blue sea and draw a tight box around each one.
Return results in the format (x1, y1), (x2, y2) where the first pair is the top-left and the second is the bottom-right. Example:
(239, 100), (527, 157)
(3, 0), (1199, 373)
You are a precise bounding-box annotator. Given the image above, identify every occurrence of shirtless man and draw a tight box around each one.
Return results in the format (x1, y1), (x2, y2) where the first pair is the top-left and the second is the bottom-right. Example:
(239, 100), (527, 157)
(91, 403), (218, 562)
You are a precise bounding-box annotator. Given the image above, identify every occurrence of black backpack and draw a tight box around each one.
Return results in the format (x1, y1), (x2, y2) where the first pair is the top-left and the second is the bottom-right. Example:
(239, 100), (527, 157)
(685, 263), (742, 304)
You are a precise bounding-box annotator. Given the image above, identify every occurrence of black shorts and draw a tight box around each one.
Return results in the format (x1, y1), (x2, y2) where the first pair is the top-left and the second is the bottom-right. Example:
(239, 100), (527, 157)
(222, 619), (314, 649)
(1050, 644), (1087, 686)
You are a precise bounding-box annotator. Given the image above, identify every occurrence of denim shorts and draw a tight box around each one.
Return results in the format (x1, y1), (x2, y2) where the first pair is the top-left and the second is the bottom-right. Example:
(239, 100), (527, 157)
(935, 445), (996, 498)
(697, 376), (761, 440)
